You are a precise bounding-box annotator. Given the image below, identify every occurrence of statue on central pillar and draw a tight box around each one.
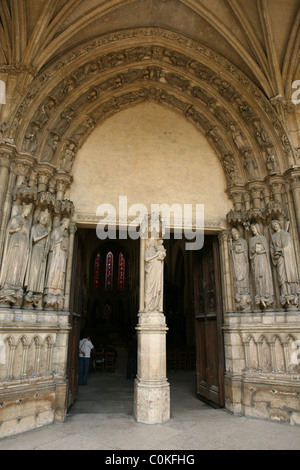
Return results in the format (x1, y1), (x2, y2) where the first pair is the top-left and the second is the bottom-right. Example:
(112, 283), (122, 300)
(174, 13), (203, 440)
(135, 220), (170, 424)
(144, 238), (166, 312)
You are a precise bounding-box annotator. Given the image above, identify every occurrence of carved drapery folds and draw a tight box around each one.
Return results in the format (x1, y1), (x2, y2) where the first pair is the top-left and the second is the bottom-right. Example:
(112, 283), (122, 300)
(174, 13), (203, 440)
(227, 173), (300, 311)
(0, 29), (298, 316)
(0, 146), (75, 310)
(144, 238), (166, 313)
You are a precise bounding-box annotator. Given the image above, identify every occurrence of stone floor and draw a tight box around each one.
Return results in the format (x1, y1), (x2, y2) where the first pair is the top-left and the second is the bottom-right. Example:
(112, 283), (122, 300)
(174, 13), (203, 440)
(0, 368), (300, 450)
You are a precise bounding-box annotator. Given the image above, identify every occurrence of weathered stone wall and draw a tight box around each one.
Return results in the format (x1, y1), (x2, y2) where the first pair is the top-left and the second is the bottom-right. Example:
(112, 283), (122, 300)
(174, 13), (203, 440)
(0, 308), (70, 438)
(224, 312), (300, 425)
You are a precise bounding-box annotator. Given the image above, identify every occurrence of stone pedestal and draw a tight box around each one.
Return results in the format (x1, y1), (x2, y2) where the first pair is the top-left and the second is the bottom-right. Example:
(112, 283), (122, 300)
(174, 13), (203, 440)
(223, 311), (300, 424)
(0, 307), (70, 438)
(134, 311), (170, 424)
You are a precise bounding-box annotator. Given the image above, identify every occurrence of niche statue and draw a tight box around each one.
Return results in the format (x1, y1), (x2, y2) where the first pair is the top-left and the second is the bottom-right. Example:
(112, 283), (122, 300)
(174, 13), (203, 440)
(230, 228), (251, 311)
(24, 210), (51, 308)
(249, 223), (274, 309)
(0, 204), (32, 305)
(269, 220), (299, 308)
(43, 218), (70, 309)
(144, 238), (166, 312)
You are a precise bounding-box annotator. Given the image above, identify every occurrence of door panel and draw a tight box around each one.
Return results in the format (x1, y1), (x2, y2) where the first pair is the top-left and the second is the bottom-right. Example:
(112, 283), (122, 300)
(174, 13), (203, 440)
(194, 236), (224, 408)
(67, 231), (84, 408)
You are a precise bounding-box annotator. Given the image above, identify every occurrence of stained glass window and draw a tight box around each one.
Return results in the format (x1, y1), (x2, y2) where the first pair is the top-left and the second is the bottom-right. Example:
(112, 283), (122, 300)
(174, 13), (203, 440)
(93, 252), (101, 290)
(105, 251), (113, 291)
(118, 252), (126, 291)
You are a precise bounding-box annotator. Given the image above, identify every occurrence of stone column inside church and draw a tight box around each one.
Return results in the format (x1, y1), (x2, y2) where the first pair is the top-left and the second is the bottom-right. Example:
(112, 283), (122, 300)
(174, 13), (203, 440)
(134, 221), (170, 424)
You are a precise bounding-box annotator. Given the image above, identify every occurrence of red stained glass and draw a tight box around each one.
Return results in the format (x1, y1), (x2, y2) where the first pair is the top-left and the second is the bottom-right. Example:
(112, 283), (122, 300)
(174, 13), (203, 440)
(118, 252), (125, 291)
(105, 251), (113, 291)
(93, 252), (101, 290)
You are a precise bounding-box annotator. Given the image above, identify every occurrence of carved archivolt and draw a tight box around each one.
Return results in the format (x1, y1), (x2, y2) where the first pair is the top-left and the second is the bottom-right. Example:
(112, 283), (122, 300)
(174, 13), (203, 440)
(2, 28), (295, 192)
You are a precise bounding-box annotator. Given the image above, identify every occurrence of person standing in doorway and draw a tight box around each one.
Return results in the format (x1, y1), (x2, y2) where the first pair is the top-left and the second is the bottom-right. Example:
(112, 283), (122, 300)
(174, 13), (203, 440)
(79, 335), (94, 385)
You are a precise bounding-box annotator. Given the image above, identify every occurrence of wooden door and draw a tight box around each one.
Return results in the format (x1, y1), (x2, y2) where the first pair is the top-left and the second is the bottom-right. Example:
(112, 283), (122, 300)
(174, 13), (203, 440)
(193, 236), (225, 407)
(66, 230), (84, 408)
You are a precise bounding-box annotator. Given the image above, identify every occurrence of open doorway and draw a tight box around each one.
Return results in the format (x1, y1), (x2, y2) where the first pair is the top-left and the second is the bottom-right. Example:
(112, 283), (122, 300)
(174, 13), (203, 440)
(67, 228), (224, 413)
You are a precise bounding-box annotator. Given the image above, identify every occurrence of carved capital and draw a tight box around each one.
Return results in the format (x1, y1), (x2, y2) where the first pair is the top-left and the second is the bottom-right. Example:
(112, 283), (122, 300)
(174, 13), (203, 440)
(285, 167), (300, 190)
(13, 153), (36, 187)
(54, 171), (73, 198)
(36, 162), (55, 191)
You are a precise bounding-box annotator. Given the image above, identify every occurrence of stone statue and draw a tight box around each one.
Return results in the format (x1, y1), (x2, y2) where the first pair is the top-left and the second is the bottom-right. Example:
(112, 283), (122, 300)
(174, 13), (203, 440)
(144, 238), (166, 312)
(24, 210), (51, 308)
(43, 218), (70, 309)
(253, 120), (270, 147)
(269, 220), (299, 308)
(230, 228), (251, 311)
(229, 124), (248, 151)
(243, 150), (258, 180)
(0, 204), (32, 305)
(266, 147), (280, 174)
(249, 223), (274, 309)
(60, 141), (77, 172)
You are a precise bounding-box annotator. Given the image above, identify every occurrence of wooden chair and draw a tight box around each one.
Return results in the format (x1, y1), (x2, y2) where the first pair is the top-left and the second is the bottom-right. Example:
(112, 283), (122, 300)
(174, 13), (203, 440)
(105, 352), (115, 372)
(95, 350), (105, 372)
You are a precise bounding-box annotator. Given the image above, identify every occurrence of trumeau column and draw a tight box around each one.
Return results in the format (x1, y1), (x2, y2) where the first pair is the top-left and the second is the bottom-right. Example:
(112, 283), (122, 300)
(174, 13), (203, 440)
(63, 221), (77, 311)
(0, 143), (14, 217)
(287, 168), (300, 237)
(134, 217), (170, 424)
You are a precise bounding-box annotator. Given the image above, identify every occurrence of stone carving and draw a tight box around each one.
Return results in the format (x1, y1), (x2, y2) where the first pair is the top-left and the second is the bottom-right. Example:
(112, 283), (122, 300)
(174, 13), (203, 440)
(243, 150), (259, 180)
(23, 122), (40, 153)
(144, 238), (166, 313)
(53, 107), (76, 135)
(208, 101), (232, 127)
(234, 97), (255, 122)
(0, 204), (32, 305)
(207, 127), (229, 154)
(24, 210), (51, 308)
(41, 132), (60, 162)
(229, 124), (249, 151)
(36, 97), (57, 127)
(0, 122), (13, 143)
(249, 223), (274, 309)
(43, 218), (70, 309)
(253, 120), (270, 148)
(222, 153), (239, 184)
(266, 147), (280, 174)
(269, 220), (300, 308)
(71, 117), (95, 144)
(59, 141), (77, 172)
(230, 228), (251, 311)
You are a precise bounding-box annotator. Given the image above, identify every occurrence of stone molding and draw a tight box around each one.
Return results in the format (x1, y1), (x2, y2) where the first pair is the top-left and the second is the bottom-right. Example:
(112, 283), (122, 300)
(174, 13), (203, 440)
(2, 28), (293, 192)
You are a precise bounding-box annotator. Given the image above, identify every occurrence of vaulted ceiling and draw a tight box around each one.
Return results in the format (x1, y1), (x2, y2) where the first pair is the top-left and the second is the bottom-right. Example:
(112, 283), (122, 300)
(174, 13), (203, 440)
(0, 0), (299, 101)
